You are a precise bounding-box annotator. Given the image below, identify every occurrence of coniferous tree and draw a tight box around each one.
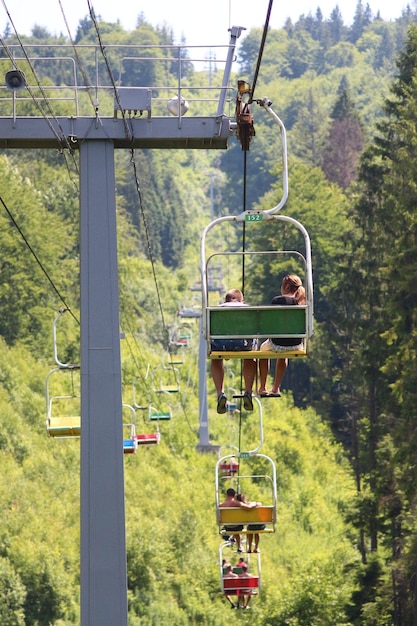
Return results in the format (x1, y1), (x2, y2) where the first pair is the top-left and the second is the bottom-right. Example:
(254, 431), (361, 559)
(328, 6), (346, 45)
(376, 25), (417, 524)
(322, 77), (365, 189)
(349, 1), (371, 43)
(327, 24), (417, 621)
(281, 30), (321, 77)
(373, 25), (396, 70)
(290, 88), (329, 167)
(74, 16), (94, 43)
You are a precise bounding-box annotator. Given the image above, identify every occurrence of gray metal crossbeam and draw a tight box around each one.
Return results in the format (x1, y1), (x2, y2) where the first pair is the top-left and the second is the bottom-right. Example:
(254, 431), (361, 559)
(0, 115), (231, 149)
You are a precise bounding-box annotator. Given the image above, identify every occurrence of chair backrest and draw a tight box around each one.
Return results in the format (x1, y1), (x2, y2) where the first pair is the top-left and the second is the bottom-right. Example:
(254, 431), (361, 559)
(223, 576), (259, 590)
(136, 433), (160, 445)
(218, 506), (275, 525)
(209, 305), (307, 340)
(48, 416), (80, 438)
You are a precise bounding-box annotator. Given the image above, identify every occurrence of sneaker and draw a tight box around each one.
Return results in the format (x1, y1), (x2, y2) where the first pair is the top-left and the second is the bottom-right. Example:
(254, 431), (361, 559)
(217, 392), (227, 414)
(243, 391), (253, 411)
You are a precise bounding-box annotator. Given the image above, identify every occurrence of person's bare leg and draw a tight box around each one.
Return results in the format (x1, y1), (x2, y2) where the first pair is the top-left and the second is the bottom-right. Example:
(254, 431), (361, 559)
(258, 359), (269, 394)
(225, 594), (236, 608)
(254, 533), (260, 552)
(270, 358), (287, 394)
(211, 359), (224, 395)
(243, 359), (256, 393)
(247, 533), (253, 552)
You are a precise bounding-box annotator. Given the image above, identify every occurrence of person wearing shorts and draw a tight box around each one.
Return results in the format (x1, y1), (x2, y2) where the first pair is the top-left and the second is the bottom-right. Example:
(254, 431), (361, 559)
(258, 275), (306, 397)
(210, 289), (256, 413)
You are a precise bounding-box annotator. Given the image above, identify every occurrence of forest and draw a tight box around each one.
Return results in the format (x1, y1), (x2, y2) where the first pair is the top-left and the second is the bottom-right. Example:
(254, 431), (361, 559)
(1, 1), (417, 624)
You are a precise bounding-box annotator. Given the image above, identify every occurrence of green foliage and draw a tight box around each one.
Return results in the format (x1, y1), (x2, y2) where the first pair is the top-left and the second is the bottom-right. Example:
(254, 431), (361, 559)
(1, 8), (417, 623)
(345, 554), (392, 625)
(0, 155), (79, 356)
(0, 557), (26, 625)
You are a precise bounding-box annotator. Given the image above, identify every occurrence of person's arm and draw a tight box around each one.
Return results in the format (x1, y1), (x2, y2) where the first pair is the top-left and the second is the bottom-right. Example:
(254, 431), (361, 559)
(239, 501), (259, 509)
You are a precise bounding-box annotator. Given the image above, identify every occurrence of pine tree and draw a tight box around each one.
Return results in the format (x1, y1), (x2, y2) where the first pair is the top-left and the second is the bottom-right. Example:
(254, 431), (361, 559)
(322, 78), (365, 190)
(290, 88), (329, 167)
(349, 0), (372, 43)
(328, 6), (346, 45)
(330, 24), (417, 620)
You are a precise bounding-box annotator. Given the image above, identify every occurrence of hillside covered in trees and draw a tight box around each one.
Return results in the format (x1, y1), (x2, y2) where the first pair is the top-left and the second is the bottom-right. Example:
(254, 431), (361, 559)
(1, 2), (417, 624)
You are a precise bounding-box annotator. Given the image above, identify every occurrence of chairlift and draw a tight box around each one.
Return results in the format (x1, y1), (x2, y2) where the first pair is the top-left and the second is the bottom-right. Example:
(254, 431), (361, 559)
(200, 99), (313, 361)
(219, 456), (239, 476)
(132, 404), (161, 446)
(219, 541), (261, 609)
(169, 323), (192, 348)
(154, 363), (180, 394)
(45, 309), (81, 438)
(136, 432), (161, 445)
(163, 351), (183, 368)
(177, 306), (202, 319)
(215, 451), (277, 537)
(46, 365), (81, 438)
(122, 404), (138, 454)
(149, 404), (172, 421)
(132, 378), (172, 421)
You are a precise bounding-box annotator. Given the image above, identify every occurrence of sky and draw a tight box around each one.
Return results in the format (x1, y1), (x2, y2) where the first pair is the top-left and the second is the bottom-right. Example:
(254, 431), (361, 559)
(0, 0), (411, 47)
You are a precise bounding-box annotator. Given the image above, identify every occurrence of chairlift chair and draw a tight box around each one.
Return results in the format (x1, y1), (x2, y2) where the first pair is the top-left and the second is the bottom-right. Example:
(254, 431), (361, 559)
(219, 541), (261, 608)
(45, 366), (81, 438)
(216, 452), (278, 536)
(122, 404), (138, 454)
(200, 99), (313, 361)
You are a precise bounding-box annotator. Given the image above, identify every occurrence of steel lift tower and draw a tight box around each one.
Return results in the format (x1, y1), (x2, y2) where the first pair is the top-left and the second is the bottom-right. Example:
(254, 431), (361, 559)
(0, 26), (243, 626)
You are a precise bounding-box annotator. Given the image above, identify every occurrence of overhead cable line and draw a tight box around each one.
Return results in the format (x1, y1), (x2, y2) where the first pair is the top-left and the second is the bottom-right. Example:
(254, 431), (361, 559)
(58, 0), (98, 113)
(0, 196), (79, 324)
(0, 34), (80, 188)
(0, 1), (80, 187)
(249, 0), (274, 103)
(238, 0), (275, 270)
(129, 153), (195, 433)
(87, 3), (169, 348)
(87, 0), (133, 142)
(88, 6), (198, 433)
(233, 1), (274, 409)
(130, 153), (194, 433)
(0, 0), (77, 152)
(130, 153), (169, 334)
(88, 5), (174, 360)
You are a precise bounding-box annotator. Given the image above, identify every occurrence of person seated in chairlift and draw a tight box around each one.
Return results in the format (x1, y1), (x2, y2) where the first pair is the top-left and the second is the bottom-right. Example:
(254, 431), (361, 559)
(210, 289), (256, 413)
(223, 565), (239, 609)
(237, 565), (255, 609)
(258, 274), (306, 397)
(236, 493), (264, 553)
(234, 556), (247, 570)
(219, 488), (259, 553)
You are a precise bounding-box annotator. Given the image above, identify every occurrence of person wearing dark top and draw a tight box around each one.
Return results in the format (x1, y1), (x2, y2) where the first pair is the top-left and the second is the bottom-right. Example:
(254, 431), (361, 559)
(258, 274), (306, 397)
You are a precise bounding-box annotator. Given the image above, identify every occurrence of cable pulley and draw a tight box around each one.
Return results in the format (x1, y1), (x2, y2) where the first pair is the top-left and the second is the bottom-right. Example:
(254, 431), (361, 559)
(235, 80), (255, 151)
